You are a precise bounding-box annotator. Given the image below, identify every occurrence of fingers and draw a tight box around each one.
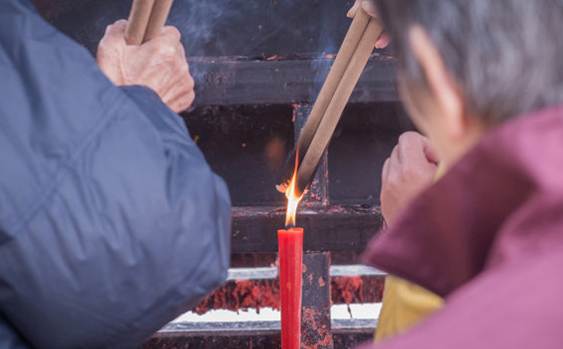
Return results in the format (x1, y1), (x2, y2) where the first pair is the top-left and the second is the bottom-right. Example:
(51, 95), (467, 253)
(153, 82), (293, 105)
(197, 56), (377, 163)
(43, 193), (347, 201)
(96, 19), (194, 113)
(168, 89), (195, 113)
(375, 33), (391, 49)
(381, 132), (439, 190)
(348, 1), (378, 19)
(390, 143), (401, 164)
(361, 0), (377, 17)
(101, 19), (127, 45)
(145, 25), (191, 112)
(385, 144), (400, 182)
(147, 25), (182, 48)
(347, 0), (362, 18)
(396, 132), (418, 167)
(175, 41), (187, 60)
(346, 1), (390, 49)
(421, 137), (440, 163)
(159, 58), (195, 113)
(141, 26), (182, 60)
(165, 89), (195, 113)
(397, 131), (440, 164)
(108, 19), (127, 34)
(165, 72), (195, 113)
(160, 26), (182, 44)
(380, 132), (438, 224)
(143, 41), (178, 63)
(361, 1), (391, 49)
(382, 157), (390, 184)
(97, 19), (129, 85)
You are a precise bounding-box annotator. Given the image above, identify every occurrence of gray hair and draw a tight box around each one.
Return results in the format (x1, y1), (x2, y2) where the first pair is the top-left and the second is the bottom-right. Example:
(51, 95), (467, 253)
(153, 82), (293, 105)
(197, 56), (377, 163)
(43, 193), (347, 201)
(373, 0), (563, 124)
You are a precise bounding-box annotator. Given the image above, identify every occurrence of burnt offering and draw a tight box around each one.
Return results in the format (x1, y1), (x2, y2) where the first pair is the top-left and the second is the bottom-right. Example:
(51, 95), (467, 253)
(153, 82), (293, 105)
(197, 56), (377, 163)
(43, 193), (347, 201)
(38, 0), (417, 348)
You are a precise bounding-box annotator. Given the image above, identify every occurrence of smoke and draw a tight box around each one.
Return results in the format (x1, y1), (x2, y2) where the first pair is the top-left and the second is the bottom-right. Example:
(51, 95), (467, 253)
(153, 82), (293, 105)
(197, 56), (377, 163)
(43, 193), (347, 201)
(169, 0), (229, 57)
(168, 0), (349, 104)
(43, 0), (355, 105)
(309, 4), (340, 103)
(168, 0), (261, 82)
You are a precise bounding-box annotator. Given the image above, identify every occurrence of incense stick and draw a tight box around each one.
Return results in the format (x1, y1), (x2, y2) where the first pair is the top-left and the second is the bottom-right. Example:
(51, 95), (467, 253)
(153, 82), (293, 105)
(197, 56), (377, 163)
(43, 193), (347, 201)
(295, 17), (384, 196)
(277, 9), (384, 195)
(295, 9), (371, 157)
(276, 8), (373, 192)
(143, 0), (175, 42)
(125, 0), (174, 45)
(125, 0), (156, 45)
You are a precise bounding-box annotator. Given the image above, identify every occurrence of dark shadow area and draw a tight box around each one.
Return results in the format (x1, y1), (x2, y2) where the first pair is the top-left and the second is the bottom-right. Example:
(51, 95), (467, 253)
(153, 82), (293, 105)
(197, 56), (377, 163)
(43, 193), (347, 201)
(182, 105), (294, 206)
(329, 102), (416, 205)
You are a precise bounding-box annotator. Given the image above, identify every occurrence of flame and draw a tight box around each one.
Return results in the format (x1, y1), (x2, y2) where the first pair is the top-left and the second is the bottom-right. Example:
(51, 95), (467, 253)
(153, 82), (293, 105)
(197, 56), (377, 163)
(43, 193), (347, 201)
(285, 171), (304, 228)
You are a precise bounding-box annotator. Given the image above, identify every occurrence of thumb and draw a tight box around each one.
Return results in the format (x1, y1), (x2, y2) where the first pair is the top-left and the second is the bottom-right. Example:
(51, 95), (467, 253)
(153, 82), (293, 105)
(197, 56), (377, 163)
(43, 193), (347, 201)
(101, 19), (127, 45)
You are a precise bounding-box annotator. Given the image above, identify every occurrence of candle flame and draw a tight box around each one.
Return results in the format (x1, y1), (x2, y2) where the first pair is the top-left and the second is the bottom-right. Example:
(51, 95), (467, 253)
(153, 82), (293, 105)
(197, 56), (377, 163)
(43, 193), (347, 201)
(285, 171), (304, 228)
(285, 147), (304, 228)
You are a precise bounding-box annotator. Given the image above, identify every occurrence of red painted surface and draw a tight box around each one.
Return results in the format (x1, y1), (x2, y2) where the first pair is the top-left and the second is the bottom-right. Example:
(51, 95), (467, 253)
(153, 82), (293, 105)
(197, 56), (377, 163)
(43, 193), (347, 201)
(192, 279), (280, 315)
(332, 276), (363, 304)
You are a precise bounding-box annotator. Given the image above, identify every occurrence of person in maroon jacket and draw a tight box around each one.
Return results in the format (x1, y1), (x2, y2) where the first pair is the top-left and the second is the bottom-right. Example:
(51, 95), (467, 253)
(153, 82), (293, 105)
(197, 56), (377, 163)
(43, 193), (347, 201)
(356, 1), (563, 348)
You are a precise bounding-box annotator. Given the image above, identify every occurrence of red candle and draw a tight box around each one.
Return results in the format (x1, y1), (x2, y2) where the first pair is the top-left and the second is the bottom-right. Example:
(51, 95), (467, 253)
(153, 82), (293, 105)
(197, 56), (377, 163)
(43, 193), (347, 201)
(278, 227), (303, 349)
(279, 156), (305, 349)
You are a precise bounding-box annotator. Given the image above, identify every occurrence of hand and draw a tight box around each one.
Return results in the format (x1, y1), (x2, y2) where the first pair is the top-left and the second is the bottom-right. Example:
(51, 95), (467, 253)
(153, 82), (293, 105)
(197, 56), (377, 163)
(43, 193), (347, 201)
(347, 0), (390, 49)
(381, 132), (439, 224)
(96, 20), (195, 113)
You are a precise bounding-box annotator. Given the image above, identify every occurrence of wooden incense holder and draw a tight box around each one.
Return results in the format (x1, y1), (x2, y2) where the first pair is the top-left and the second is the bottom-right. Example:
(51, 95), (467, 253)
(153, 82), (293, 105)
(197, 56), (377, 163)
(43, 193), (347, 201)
(125, 0), (174, 45)
(277, 8), (384, 197)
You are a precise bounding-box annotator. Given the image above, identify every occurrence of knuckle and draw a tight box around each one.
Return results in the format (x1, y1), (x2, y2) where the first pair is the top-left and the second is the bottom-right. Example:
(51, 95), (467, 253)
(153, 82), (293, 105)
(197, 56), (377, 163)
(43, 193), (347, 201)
(176, 95), (193, 113)
(176, 66), (194, 87)
(390, 145), (399, 159)
(177, 43), (186, 56)
(185, 91), (195, 105)
(398, 132), (414, 143)
(163, 45), (176, 57)
(97, 38), (118, 55)
(114, 19), (128, 28)
(153, 43), (175, 57)
(184, 63), (192, 74)
(185, 73), (195, 88)
(186, 78), (195, 91)
(386, 166), (399, 183)
(148, 43), (160, 55)
(165, 26), (182, 40)
(176, 60), (189, 72)
(99, 33), (113, 47)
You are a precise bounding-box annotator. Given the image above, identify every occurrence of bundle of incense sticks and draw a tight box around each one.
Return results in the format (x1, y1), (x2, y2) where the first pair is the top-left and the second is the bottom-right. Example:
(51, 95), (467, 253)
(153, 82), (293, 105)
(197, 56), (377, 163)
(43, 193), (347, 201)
(125, 0), (175, 45)
(277, 8), (384, 197)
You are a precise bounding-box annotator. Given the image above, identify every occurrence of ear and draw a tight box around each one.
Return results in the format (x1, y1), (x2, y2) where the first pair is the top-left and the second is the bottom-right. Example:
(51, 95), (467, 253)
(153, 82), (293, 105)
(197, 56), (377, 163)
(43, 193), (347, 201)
(409, 26), (465, 140)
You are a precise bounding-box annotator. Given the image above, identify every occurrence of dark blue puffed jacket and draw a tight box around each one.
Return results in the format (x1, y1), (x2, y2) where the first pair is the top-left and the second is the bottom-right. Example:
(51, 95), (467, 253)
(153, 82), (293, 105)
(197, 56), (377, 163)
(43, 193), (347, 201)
(0, 0), (232, 347)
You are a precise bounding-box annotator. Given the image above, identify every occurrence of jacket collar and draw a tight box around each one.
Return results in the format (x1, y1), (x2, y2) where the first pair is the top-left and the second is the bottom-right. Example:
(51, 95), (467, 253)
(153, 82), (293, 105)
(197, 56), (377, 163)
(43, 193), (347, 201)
(362, 105), (563, 298)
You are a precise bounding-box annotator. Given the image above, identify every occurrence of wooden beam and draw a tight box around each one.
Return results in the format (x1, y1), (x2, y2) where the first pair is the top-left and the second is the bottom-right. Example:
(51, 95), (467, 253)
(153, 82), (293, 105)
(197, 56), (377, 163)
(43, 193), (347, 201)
(189, 55), (398, 106)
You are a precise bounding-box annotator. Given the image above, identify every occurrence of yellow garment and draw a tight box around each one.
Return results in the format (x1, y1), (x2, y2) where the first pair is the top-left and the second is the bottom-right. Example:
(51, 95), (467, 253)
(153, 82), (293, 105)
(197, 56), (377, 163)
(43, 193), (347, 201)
(375, 163), (447, 343)
(375, 276), (443, 342)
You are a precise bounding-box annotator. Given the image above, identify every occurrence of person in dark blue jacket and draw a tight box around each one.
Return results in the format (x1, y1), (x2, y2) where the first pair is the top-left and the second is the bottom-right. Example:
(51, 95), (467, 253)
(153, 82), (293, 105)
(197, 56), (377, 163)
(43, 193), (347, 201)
(0, 0), (232, 348)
